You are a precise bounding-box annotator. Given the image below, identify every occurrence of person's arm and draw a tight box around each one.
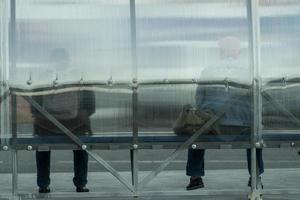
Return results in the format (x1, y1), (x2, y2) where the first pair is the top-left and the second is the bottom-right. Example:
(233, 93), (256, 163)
(30, 95), (43, 118)
(195, 85), (205, 109)
(80, 90), (96, 116)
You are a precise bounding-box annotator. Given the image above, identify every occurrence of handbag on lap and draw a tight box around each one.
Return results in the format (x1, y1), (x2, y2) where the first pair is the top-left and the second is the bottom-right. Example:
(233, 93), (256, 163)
(173, 104), (221, 135)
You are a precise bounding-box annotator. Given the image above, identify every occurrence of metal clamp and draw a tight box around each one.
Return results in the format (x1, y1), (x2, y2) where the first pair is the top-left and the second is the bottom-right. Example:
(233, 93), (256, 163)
(132, 78), (138, 90)
(27, 73), (32, 85)
(81, 145), (87, 150)
(2, 146), (8, 151)
(224, 78), (229, 92)
(107, 76), (113, 86)
(53, 75), (59, 87)
(282, 76), (287, 88)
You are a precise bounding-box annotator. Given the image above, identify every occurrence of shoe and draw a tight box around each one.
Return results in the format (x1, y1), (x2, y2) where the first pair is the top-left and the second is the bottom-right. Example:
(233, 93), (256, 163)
(38, 187), (50, 193)
(76, 186), (89, 193)
(186, 177), (204, 190)
(248, 177), (264, 189)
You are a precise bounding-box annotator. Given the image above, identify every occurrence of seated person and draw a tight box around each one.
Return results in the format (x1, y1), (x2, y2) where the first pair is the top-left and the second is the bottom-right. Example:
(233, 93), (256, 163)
(186, 37), (264, 190)
(31, 48), (96, 193)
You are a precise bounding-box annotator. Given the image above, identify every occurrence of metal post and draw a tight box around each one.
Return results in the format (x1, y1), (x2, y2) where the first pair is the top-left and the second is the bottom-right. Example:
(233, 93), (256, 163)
(139, 98), (240, 189)
(246, 0), (262, 199)
(12, 150), (18, 200)
(9, 0), (18, 199)
(130, 0), (139, 196)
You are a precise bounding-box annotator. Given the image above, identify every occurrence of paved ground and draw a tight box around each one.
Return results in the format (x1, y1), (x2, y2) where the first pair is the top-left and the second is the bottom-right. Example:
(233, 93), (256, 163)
(0, 168), (300, 200)
(1, 148), (300, 173)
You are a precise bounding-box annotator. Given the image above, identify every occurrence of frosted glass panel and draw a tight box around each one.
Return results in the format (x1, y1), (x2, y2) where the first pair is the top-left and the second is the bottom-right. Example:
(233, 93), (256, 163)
(136, 0), (250, 81)
(0, 1), (10, 141)
(13, 0), (132, 86)
(261, 0), (300, 130)
(260, 0), (300, 78)
(13, 0), (133, 137)
(138, 84), (196, 133)
(136, 0), (252, 136)
(17, 88), (133, 136)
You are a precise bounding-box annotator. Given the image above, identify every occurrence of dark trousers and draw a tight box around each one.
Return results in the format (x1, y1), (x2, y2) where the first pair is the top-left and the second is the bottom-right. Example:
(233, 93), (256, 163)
(36, 150), (88, 188)
(186, 149), (264, 177)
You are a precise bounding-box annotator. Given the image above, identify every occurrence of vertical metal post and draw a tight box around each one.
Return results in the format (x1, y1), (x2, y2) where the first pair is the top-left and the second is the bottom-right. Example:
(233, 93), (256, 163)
(0, 0), (11, 148)
(247, 0), (262, 199)
(10, 0), (18, 199)
(12, 150), (18, 199)
(10, 0), (17, 142)
(130, 0), (139, 196)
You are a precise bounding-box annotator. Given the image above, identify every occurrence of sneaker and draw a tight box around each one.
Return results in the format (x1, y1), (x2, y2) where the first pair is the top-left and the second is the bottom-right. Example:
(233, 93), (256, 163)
(38, 187), (50, 193)
(248, 177), (264, 189)
(186, 177), (204, 190)
(76, 186), (89, 193)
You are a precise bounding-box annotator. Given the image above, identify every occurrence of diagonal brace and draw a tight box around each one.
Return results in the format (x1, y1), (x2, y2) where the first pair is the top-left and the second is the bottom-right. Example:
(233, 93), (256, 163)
(262, 91), (300, 128)
(23, 95), (134, 192)
(86, 150), (134, 192)
(0, 90), (11, 104)
(24, 96), (84, 147)
(139, 96), (243, 189)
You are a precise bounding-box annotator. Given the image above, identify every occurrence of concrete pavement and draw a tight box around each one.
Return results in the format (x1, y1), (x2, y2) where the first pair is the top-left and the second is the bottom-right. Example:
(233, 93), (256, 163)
(0, 168), (300, 199)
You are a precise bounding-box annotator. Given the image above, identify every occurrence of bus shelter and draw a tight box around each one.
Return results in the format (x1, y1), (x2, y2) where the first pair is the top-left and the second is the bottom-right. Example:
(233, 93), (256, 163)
(0, 0), (300, 199)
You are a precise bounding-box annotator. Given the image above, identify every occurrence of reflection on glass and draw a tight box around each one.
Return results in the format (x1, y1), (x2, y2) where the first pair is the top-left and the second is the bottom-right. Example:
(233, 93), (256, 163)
(13, 0), (132, 86)
(261, 0), (300, 131)
(136, 0), (251, 138)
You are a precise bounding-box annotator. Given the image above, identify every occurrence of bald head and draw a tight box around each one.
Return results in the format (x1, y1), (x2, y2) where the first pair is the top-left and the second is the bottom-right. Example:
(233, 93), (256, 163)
(218, 36), (241, 59)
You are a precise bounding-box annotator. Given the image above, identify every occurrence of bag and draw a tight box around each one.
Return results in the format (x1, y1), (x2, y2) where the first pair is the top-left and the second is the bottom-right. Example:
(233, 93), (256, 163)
(173, 104), (221, 135)
(42, 91), (79, 120)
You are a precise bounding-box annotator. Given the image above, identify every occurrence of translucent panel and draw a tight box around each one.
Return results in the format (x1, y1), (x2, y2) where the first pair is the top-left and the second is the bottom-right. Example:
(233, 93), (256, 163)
(91, 88), (132, 134)
(136, 0), (252, 138)
(16, 87), (133, 136)
(261, 0), (300, 130)
(0, 1), (10, 142)
(260, 0), (300, 78)
(136, 0), (250, 81)
(138, 84), (196, 133)
(13, 0), (133, 139)
(13, 0), (132, 87)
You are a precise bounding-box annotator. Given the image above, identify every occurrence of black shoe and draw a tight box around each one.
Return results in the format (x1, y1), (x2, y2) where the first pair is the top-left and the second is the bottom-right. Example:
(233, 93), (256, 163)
(186, 177), (204, 190)
(38, 187), (50, 193)
(76, 186), (89, 193)
(248, 177), (264, 189)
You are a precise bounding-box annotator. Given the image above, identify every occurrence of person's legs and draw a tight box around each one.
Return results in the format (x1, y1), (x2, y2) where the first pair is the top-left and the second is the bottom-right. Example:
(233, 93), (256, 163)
(73, 150), (88, 191)
(36, 151), (51, 190)
(186, 149), (205, 177)
(186, 149), (205, 190)
(246, 148), (264, 176)
(246, 148), (264, 189)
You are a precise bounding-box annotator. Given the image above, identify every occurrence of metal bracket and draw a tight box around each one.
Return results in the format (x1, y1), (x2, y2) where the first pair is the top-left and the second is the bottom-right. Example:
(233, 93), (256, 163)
(138, 96), (243, 189)
(248, 190), (263, 200)
(37, 145), (50, 152)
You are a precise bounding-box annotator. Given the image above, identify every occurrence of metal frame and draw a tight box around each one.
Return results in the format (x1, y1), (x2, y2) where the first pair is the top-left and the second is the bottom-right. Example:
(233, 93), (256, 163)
(0, 0), (299, 199)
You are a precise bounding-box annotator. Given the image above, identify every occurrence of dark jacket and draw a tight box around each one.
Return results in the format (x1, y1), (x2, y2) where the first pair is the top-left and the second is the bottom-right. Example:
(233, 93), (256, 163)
(31, 90), (96, 135)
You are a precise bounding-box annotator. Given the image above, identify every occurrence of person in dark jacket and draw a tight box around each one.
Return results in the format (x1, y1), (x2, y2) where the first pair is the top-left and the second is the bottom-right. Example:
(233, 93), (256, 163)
(31, 48), (96, 193)
(186, 37), (264, 190)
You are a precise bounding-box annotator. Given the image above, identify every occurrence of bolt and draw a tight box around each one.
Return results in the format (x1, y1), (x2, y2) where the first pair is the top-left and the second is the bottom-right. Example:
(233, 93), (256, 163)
(255, 142), (261, 148)
(133, 144), (138, 149)
(27, 145), (33, 151)
(81, 145), (87, 150)
(2, 146), (8, 151)
(27, 79), (32, 85)
(291, 142), (295, 147)
(192, 144), (197, 149)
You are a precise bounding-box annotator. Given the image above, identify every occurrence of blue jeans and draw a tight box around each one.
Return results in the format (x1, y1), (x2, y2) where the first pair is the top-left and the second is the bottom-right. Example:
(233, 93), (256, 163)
(186, 149), (264, 177)
(36, 150), (88, 188)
